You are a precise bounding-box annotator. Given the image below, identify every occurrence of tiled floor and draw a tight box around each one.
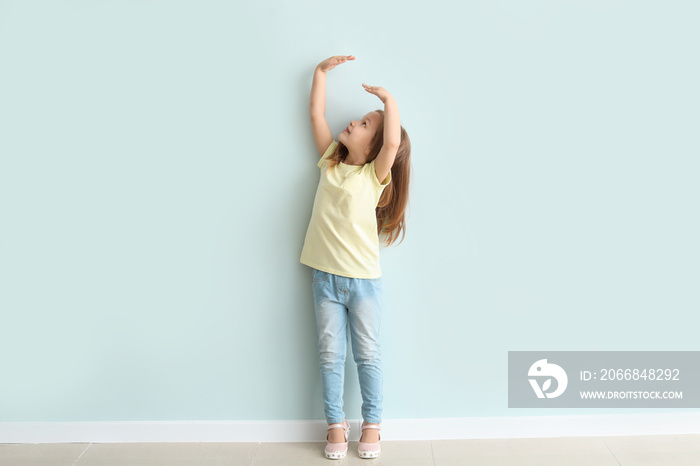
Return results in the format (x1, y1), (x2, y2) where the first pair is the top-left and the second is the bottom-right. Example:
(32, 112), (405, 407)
(1, 435), (699, 465)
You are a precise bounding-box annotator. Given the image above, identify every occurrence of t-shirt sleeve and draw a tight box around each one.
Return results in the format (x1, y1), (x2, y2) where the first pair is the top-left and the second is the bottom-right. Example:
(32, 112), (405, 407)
(317, 140), (339, 168)
(369, 158), (392, 188)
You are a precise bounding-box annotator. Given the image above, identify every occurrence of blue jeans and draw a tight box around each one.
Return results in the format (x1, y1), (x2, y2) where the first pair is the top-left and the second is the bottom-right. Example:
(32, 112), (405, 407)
(312, 268), (383, 425)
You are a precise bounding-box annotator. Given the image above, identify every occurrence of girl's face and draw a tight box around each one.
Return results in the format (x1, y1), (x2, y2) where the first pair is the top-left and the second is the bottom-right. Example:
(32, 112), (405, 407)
(339, 111), (379, 157)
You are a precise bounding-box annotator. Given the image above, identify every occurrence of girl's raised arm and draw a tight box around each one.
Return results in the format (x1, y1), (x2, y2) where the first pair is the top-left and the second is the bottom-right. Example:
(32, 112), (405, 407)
(310, 56), (355, 158)
(309, 66), (327, 121)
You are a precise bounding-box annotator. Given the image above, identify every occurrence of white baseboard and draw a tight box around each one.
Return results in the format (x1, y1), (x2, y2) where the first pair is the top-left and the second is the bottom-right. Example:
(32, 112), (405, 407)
(2, 413), (699, 444)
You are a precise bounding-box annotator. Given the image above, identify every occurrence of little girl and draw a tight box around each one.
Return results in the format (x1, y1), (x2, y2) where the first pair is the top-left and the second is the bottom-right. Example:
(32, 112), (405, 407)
(299, 55), (411, 460)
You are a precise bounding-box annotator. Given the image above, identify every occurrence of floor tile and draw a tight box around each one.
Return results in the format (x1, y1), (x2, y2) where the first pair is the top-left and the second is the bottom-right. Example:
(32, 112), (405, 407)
(431, 437), (619, 466)
(602, 434), (700, 466)
(0, 443), (89, 466)
(73, 442), (258, 466)
(2, 436), (698, 465)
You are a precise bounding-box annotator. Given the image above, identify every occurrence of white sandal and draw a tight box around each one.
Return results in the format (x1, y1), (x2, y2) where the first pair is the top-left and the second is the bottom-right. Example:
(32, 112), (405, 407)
(325, 419), (350, 459)
(358, 422), (381, 458)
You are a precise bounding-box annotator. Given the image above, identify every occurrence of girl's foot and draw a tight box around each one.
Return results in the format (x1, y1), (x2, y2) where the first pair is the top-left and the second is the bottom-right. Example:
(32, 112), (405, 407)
(358, 422), (381, 459)
(328, 424), (346, 443)
(359, 427), (380, 443)
(325, 419), (350, 460)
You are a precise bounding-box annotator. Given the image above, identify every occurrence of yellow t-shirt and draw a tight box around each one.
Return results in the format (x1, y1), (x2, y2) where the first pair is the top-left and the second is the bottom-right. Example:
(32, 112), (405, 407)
(300, 140), (392, 279)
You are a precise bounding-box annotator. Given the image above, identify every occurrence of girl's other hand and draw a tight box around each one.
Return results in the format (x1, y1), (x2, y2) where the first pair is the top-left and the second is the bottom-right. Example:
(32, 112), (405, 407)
(362, 83), (392, 104)
(317, 55), (355, 72)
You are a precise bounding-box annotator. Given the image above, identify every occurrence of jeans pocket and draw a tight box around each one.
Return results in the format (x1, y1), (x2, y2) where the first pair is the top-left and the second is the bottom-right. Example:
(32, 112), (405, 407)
(313, 269), (329, 283)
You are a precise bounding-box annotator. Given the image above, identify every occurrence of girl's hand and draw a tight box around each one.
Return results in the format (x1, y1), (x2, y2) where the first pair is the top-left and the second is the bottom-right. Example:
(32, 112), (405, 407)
(362, 83), (393, 103)
(317, 55), (355, 73)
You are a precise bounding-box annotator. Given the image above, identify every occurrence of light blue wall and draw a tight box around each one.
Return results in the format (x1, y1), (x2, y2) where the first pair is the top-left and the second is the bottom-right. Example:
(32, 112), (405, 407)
(1, 0), (698, 422)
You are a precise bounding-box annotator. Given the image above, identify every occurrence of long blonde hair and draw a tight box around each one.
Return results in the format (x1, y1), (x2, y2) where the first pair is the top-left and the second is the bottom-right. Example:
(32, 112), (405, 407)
(325, 109), (411, 246)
